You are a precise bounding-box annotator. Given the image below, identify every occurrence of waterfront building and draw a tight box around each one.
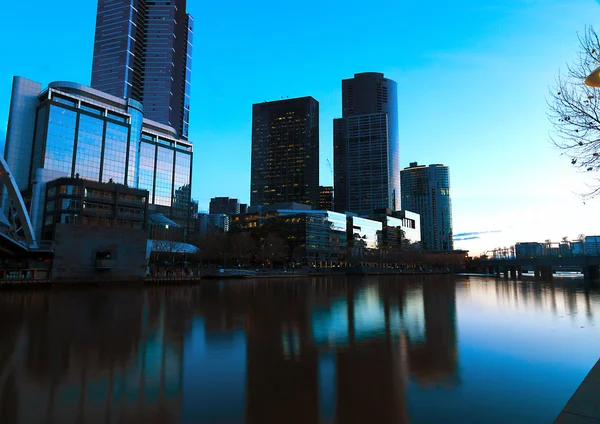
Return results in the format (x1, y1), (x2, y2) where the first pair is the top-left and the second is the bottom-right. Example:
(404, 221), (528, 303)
(346, 216), (382, 258)
(400, 162), (453, 251)
(198, 213), (229, 236)
(230, 205), (347, 265)
(333, 72), (400, 213)
(41, 177), (148, 241)
(362, 208), (421, 248)
(319, 186), (333, 211)
(251, 97), (319, 208)
(2, 78), (194, 241)
(209, 197), (241, 215)
(91, 0), (193, 139)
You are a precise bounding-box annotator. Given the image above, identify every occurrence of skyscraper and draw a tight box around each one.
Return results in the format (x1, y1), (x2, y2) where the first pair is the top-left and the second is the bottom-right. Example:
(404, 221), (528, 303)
(209, 197), (241, 215)
(334, 72), (400, 213)
(400, 162), (453, 251)
(251, 97), (319, 207)
(91, 0), (193, 139)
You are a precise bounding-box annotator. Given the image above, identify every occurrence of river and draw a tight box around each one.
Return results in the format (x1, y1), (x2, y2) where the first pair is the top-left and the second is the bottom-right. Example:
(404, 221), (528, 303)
(0, 275), (598, 423)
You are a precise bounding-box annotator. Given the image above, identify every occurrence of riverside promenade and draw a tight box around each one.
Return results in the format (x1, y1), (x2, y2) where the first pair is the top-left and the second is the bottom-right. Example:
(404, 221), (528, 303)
(555, 359), (600, 423)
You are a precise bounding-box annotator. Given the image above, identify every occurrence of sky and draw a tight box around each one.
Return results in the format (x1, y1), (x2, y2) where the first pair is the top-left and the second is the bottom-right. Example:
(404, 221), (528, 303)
(0, 0), (599, 255)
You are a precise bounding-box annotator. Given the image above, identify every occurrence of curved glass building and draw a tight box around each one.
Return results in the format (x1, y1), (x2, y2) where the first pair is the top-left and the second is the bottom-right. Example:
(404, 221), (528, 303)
(400, 162), (453, 251)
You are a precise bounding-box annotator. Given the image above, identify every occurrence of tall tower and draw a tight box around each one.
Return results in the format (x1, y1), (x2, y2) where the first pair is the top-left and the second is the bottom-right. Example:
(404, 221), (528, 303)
(251, 97), (319, 207)
(333, 72), (400, 213)
(400, 162), (453, 251)
(91, 0), (193, 139)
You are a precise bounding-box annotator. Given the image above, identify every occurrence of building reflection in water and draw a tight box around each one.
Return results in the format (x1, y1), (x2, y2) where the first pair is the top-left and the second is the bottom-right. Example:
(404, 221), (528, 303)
(0, 289), (188, 424)
(2, 276), (590, 424)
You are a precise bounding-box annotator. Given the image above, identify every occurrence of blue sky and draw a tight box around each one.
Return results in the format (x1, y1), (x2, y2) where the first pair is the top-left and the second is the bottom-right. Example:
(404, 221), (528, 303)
(0, 0), (599, 254)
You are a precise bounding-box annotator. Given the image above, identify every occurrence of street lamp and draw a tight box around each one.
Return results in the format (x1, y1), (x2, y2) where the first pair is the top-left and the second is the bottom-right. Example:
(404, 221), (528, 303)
(585, 65), (600, 87)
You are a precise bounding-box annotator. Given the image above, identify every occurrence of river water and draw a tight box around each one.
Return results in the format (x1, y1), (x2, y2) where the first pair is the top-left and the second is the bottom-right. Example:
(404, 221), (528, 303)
(0, 275), (599, 423)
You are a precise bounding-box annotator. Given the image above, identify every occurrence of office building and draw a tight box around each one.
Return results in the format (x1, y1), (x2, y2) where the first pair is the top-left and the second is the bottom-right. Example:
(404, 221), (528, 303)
(334, 72), (400, 213)
(210, 197), (241, 215)
(251, 97), (319, 207)
(319, 186), (333, 211)
(2, 78), (193, 240)
(198, 213), (229, 235)
(363, 208), (421, 248)
(91, 0), (193, 139)
(230, 207), (347, 265)
(400, 162), (453, 251)
(42, 177), (148, 241)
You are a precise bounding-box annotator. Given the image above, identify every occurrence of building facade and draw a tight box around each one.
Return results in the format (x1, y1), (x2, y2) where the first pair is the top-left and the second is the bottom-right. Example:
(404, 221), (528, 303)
(319, 186), (333, 211)
(400, 162), (453, 251)
(209, 197), (241, 215)
(334, 73), (400, 213)
(91, 0), (193, 139)
(363, 208), (421, 248)
(42, 177), (148, 241)
(2, 78), (193, 241)
(251, 97), (319, 207)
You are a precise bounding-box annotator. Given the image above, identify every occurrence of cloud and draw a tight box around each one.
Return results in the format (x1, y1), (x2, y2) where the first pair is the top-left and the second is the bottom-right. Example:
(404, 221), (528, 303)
(454, 236), (482, 241)
(454, 230), (501, 239)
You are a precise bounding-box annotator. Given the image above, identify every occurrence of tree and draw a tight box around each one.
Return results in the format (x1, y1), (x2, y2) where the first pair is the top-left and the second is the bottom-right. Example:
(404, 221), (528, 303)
(549, 26), (600, 197)
(230, 232), (257, 267)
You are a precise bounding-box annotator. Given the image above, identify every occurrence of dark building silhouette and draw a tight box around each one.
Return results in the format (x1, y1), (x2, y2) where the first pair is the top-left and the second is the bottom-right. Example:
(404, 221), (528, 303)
(334, 72), (400, 213)
(319, 186), (333, 210)
(401, 162), (453, 251)
(209, 197), (241, 215)
(91, 0), (193, 139)
(251, 97), (319, 207)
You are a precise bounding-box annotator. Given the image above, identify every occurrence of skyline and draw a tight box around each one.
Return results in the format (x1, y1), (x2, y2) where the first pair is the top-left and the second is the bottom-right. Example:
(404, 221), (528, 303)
(1, 0), (600, 254)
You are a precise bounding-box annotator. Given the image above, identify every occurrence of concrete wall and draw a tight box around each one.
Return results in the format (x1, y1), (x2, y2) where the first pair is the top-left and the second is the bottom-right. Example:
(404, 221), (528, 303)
(52, 224), (146, 282)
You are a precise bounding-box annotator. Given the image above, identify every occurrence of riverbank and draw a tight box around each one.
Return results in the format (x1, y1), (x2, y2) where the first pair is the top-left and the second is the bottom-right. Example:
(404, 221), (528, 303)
(554, 359), (600, 423)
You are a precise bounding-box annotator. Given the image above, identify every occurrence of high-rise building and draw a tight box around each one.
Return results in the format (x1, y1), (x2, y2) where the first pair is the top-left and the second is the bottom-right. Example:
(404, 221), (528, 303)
(91, 0), (193, 139)
(2, 78), (193, 240)
(319, 186), (333, 211)
(400, 162), (453, 251)
(209, 197), (241, 215)
(251, 97), (319, 207)
(333, 72), (400, 213)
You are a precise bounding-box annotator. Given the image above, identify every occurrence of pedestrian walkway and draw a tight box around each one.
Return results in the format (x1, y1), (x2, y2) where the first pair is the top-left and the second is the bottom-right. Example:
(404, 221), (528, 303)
(555, 359), (600, 423)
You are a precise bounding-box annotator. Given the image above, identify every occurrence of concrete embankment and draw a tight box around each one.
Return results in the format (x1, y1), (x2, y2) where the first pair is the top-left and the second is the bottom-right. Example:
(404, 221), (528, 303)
(554, 359), (600, 423)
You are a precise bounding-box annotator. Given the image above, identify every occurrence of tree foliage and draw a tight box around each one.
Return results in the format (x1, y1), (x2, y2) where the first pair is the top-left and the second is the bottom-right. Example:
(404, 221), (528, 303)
(549, 26), (600, 198)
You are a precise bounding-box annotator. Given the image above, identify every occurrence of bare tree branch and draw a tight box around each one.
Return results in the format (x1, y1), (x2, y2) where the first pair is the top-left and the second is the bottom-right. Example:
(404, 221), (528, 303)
(549, 26), (600, 197)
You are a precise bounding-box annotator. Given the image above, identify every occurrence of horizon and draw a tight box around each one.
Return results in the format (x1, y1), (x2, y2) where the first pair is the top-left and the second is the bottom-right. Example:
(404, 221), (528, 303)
(1, 0), (599, 255)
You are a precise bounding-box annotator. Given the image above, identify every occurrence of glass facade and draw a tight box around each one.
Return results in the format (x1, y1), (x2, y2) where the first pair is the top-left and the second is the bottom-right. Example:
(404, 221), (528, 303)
(91, 0), (193, 139)
(138, 142), (156, 203)
(334, 73), (400, 213)
(45, 106), (77, 175)
(155, 147), (174, 207)
(75, 114), (103, 181)
(251, 97), (320, 207)
(400, 163), (453, 251)
(103, 122), (128, 184)
(348, 217), (382, 253)
(5, 79), (195, 241)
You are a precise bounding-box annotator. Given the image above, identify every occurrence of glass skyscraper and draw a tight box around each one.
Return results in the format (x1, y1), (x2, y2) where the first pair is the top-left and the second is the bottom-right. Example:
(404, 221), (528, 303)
(251, 97), (319, 207)
(2, 77), (193, 240)
(91, 0), (193, 140)
(333, 72), (400, 213)
(400, 162), (453, 251)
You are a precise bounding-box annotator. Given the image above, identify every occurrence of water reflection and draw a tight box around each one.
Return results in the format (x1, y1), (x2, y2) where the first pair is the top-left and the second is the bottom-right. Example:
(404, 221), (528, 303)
(0, 276), (599, 423)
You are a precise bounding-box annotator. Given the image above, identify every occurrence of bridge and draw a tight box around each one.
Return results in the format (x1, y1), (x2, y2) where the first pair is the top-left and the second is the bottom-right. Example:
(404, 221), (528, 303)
(470, 255), (600, 279)
(0, 156), (52, 256)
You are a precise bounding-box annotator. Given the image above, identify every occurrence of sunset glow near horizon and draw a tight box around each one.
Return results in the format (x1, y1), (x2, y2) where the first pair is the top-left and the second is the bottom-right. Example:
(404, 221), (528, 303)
(0, 0), (599, 255)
